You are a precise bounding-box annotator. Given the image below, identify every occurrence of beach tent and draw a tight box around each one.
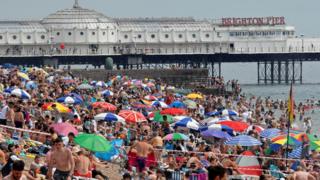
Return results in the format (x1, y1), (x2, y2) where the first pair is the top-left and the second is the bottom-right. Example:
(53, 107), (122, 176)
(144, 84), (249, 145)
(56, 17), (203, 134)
(236, 151), (262, 176)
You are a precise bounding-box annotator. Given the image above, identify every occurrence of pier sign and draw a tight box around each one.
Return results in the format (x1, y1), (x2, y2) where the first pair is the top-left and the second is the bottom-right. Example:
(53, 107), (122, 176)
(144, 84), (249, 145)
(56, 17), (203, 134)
(221, 17), (285, 26)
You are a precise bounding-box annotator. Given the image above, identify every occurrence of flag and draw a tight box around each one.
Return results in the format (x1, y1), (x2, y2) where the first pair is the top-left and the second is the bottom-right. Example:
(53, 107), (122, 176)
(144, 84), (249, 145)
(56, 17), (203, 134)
(288, 83), (294, 124)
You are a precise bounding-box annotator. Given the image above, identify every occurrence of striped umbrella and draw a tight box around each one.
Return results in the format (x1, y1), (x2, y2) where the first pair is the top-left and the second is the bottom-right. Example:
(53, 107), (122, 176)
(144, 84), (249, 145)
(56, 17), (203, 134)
(260, 128), (281, 138)
(200, 124), (234, 135)
(170, 101), (186, 108)
(173, 117), (200, 131)
(118, 110), (146, 123)
(95, 81), (107, 87)
(160, 108), (187, 116)
(225, 135), (262, 146)
(144, 95), (158, 101)
(11, 89), (31, 99)
(94, 113), (126, 124)
(288, 146), (302, 159)
(26, 81), (38, 90)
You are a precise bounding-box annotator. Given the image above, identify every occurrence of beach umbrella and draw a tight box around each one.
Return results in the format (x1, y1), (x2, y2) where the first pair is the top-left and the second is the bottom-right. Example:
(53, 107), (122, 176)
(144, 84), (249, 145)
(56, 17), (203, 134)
(217, 121), (249, 132)
(160, 108), (187, 116)
(95, 81), (107, 87)
(77, 83), (94, 90)
(91, 102), (117, 111)
(170, 101), (186, 108)
(50, 122), (78, 136)
(201, 129), (231, 139)
(101, 90), (114, 97)
(163, 133), (189, 141)
(132, 102), (153, 110)
(25, 81), (38, 90)
(273, 136), (302, 146)
(74, 133), (112, 152)
(4, 87), (15, 93)
(200, 124), (234, 135)
(151, 101), (169, 108)
(183, 99), (197, 109)
(95, 139), (124, 161)
(246, 125), (264, 133)
(173, 117), (200, 131)
(288, 146), (302, 159)
(17, 72), (30, 80)
(11, 89), (31, 99)
(186, 93), (203, 99)
(260, 128), (281, 139)
(294, 133), (318, 142)
(68, 93), (83, 101)
(94, 113), (125, 124)
(225, 135), (262, 146)
(210, 109), (238, 116)
(42, 102), (71, 113)
(118, 110), (147, 123)
(144, 95), (158, 101)
(153, 111), (174, 123)
(236, 151), (262, 176)
(271, 133), (297, 142)
(57, 96), (82, 104)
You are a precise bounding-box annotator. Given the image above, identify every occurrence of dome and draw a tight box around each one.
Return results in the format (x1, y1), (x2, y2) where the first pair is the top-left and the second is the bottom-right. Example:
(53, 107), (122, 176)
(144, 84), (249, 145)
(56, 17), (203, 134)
(41, 4), (114, 28)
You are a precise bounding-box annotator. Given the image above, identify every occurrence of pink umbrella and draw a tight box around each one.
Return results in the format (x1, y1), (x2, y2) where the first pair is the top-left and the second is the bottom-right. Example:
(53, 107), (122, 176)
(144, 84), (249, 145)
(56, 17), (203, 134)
(50, 122), (78, 136)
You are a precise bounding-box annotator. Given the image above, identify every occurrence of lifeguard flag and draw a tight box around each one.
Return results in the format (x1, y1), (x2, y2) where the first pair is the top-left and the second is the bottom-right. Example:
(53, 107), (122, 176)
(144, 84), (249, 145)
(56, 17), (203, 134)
(288, 83), (294, 124)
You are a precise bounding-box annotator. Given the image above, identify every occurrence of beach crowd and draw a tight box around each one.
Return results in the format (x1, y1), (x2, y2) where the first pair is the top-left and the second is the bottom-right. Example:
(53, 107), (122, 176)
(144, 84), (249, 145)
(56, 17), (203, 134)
(0, 65), (317, 180)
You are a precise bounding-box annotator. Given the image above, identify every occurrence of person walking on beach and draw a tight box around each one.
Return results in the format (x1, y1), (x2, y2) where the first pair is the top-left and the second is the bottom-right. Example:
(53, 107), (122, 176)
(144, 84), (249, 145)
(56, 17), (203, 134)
(47, 138), (74, 180)
(130, 135), (154, 174)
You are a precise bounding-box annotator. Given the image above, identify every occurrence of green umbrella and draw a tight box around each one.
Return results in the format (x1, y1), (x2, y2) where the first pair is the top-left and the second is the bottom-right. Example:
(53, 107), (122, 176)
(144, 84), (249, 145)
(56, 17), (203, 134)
(153, 111), (174, 123)
(74, 133), (112, 152)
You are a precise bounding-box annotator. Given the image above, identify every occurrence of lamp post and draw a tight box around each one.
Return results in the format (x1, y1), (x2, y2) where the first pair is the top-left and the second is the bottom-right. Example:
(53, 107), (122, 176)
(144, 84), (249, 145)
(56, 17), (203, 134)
(300, 34), (304, 52)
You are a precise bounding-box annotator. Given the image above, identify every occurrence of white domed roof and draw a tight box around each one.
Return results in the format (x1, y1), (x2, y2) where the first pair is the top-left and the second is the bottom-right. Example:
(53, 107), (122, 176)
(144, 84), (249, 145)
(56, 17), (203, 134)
(42, 6), (112, 24)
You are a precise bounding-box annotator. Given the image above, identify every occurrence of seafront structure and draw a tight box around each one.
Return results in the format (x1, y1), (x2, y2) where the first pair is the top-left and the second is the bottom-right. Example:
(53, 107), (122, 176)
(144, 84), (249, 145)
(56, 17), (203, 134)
(0, 0), (319, 83)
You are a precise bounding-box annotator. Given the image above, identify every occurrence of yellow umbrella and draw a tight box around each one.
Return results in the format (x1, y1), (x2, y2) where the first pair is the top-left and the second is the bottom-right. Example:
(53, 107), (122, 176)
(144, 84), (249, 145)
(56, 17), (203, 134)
(42, 102), (71, 113)
(187, 93), (203, 99)
(17, 72), (30, 80)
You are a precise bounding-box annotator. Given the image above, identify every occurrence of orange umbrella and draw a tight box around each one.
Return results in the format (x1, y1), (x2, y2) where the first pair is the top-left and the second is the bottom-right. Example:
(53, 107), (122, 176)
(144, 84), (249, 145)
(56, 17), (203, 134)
(118, 110), (146, 123)
(91, 102), (117, 112)
(42, 102), (71, 113)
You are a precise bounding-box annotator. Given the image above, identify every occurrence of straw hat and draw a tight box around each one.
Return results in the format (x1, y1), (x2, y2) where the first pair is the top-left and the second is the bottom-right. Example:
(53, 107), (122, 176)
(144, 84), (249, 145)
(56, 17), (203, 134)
(71, 145), (81, 154)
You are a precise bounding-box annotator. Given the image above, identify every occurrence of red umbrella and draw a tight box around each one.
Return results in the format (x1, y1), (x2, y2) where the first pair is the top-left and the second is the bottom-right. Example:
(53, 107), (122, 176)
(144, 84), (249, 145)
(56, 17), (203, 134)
(160, 108), (186, 116)
(50, 122), (78, 136)
(217, 121), (249, 132)
(91, 102), (117, 112)
(118, 110), (146, 123)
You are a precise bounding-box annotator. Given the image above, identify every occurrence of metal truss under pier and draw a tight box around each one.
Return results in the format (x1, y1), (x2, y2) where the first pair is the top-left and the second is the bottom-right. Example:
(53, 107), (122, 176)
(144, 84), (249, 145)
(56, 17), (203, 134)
(257, 60), (302, 84)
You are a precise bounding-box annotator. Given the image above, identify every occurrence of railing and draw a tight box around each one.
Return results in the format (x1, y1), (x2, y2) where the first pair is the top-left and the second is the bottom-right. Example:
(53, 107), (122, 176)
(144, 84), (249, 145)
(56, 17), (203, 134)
(0, 45), (319, 57)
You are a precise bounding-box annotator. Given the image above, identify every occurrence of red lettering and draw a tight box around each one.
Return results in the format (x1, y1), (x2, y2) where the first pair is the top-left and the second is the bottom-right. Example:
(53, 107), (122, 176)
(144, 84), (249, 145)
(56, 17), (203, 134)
(279, 17), (285, 25)
(266, 17), (273, 25)
(257, 18), (263, 25)
(247, 18), (253, 25)
(241, 18), (247, 25)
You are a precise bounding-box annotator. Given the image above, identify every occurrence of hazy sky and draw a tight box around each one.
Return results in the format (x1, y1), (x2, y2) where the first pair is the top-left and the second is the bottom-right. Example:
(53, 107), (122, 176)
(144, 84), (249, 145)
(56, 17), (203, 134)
(1, 0), (319, 36)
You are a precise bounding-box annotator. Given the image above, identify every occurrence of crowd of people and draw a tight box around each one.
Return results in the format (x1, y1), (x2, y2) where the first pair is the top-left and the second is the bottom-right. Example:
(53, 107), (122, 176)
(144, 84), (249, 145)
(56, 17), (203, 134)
(0, 66), (316, 180)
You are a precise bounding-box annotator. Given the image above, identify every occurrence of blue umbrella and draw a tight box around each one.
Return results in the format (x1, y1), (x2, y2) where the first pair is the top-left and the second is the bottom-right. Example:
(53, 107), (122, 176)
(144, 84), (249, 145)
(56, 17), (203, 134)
(11, 89), (31, 99)
(201, 129), (231, 139)
(260, 128), (281, 138)
(200, 124), (234, 135)
(95, 139), (123, 161)
(4, 87), (15, 93)
(94, 113), (126, 124)
(207, 109), (238, 116)
(288, 146), (302, 159)
(225, 135), (262, 146)
(174, 117), (200, 131)
(68, 93), (83, 101)
(57, 96), (83, 104)
(101, 90), (114, 97)
(26, 81), (38, 90)
(170, 101), (186, 108)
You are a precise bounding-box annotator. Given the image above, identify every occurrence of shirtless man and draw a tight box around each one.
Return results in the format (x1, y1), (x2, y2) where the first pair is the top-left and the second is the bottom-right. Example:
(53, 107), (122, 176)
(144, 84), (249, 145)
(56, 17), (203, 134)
(47, 138), (75, 180)
(150, 132), (163, 162)
(73, 150), (92, 178)
(292, 166), (315, 180)
(131, 136), (154, 173)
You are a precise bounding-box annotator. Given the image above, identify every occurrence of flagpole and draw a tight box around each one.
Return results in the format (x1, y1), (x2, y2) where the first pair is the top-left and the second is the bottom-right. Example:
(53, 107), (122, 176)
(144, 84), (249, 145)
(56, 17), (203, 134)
(285, 81), (293, 167)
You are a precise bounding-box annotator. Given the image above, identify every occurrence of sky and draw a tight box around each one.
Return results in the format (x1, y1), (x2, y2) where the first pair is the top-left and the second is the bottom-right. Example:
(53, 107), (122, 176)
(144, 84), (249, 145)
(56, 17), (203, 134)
(1, 0), (319, 37)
